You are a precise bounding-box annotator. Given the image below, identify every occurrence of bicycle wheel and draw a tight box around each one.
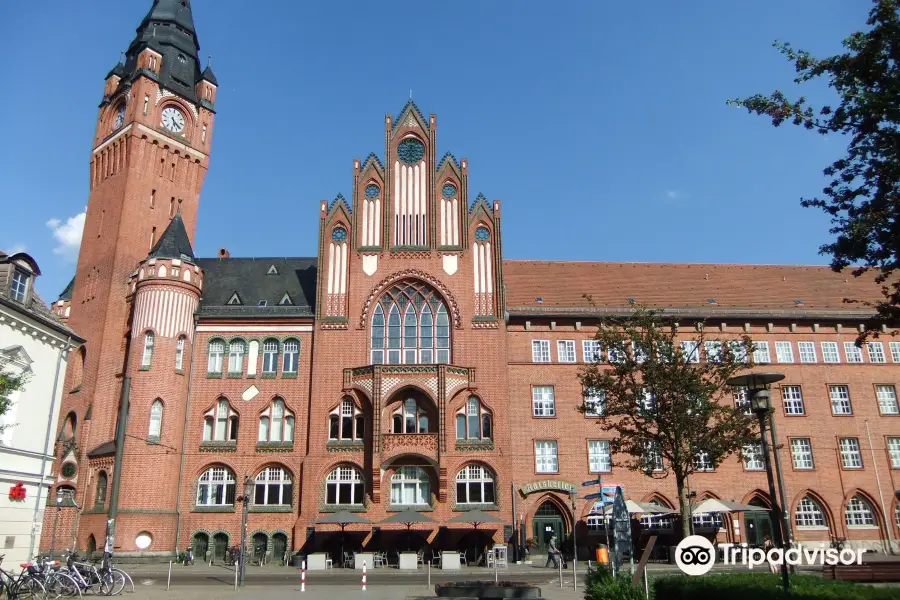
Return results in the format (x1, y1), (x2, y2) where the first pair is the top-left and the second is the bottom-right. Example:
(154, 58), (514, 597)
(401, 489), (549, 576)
(12, 577), (46, 600)
(104, 570), (125, 597)
(45, 571), (82, 598)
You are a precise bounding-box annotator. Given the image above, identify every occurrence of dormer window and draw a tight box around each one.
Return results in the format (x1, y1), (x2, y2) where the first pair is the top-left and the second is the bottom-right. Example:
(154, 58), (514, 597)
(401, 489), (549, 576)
(10, 269), (29, 303)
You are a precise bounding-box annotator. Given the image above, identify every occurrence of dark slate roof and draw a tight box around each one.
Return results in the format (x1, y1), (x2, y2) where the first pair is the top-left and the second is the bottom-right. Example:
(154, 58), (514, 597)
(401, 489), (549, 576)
(88, 441), (116, 459)
(195, 257), (318, 319)
(106, 60), (127, 80)
(58, 276), (75, 301)
(148, 213), (195, 261)
(201, 65), (217, 85)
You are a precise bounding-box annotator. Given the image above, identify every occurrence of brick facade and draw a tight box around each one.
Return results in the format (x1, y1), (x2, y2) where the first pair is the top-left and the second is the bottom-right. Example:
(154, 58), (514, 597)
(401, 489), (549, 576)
(40, 1), (900, 561)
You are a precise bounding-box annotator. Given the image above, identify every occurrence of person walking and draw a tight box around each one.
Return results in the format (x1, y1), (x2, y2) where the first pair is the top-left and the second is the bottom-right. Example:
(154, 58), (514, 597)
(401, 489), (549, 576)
(545, 535), (560, 568)
(763, 536), (778, 574)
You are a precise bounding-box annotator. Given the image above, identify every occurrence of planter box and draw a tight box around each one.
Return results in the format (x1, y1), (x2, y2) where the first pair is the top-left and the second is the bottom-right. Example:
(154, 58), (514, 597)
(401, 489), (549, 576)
(435, 584), (542, 598)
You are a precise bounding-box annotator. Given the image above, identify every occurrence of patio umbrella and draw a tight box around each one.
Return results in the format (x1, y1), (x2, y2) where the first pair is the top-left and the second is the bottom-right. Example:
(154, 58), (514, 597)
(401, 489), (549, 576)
(316, 511), (372, 564)
(591, 499), (670, 515)
(692, 499), (764, 514)
(379, 509), (436, 551)
(447, 509), (504, 565)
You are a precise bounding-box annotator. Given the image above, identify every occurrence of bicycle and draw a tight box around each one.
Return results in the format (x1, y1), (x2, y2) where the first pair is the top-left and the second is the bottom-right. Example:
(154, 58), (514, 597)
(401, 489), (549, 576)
(32, 559), (82, 599)
(61, 551), (116, 596)
(0, 554), (47, 599)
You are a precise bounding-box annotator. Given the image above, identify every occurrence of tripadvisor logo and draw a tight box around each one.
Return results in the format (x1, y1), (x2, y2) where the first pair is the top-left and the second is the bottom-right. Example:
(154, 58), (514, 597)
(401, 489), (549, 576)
(675, 535), (867, 576)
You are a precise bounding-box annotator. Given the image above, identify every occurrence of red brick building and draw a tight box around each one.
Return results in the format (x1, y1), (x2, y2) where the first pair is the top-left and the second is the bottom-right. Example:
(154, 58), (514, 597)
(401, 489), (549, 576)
(43, 1), (900, 561)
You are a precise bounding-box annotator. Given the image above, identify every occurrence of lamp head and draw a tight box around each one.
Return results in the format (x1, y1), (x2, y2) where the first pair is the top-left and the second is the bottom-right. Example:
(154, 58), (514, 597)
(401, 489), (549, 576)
(750, 389), (771, 414)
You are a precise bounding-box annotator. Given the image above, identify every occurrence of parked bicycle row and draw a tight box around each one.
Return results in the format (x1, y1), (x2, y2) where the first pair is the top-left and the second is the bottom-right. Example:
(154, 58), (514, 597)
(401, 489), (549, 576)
(0, 551), (134, 598)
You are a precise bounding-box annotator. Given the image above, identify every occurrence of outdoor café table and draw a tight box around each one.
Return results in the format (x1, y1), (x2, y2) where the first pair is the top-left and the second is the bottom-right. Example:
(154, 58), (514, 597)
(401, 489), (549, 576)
(306, 553), (329, 570)
(440, 551), (460, 569)
(398, 552), (418, 569)
(354, 552), (375, 569)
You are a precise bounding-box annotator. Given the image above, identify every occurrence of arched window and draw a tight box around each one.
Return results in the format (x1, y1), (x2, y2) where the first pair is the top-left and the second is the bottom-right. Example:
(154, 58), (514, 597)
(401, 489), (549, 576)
(204, 398), (239, 442)
(283, 339), (299, 374)
(329, 398), (364, 441)
(370, 281), (450, 365)
(254, 467), (292, 505)
(59, 412), (77, 441)
(456, 464), (496, 504)
(95, 471), (108, 507)
(149, 399), (163, 440)
(456, 397), (492, 440)
(141, 332), (154, 368)
(207, 339), (224, 373)
(391, 466), (430, 506)
(228, 340), (245, 374)
(258, 398), (294, 443)
(392, 397), (430, 433)
(175, 336), (186, 370)
(845, 495), (877, 527)
(197, 466), (236, 506)
(326, 466), (364, 505)
(262, 339), (279, 374)
(795, 496), (828, 528)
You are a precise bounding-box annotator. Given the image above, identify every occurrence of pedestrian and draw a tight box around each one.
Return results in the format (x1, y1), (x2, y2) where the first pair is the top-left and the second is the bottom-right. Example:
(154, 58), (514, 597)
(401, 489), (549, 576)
(545, 535), (560, 568)
(763, 535), (777, 574)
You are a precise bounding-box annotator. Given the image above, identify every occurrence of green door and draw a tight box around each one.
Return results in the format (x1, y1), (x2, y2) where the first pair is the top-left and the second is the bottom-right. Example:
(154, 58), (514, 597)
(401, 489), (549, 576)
(532, 501), (566, 554)
(745, 512), (773, 546)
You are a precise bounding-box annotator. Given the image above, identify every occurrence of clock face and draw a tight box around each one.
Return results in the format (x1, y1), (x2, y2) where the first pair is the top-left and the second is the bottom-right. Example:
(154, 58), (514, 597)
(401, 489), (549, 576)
(161, 107), (186, 133)
(113, 104), (126, 130)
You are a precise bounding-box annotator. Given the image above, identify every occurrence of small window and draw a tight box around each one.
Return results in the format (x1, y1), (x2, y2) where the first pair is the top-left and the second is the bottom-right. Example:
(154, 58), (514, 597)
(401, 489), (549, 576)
(839, 438), (862, 468)
(775, 341), (794, 363)
(844, 342), (864, 363)
(752, 341), (771, 364)
(531, 340), (551, 363)
(821, 342), (840, 363)
(455, 397), (491, 441)
(582, 340), (601, 363)
(829, 385), (852, 415)
(175, 336), (185, 370)
(283, 339), (299, 373)
(10, 269), (29, 303)
(790, 438), (814, 470)
(204, 398), (239, 442)
(797, 341), (817, 363)
(329, 398), (364, 441)
(95, 471), (108, 507)
(201, 124), (207, 143)
(258, 398), (294, 443)
(149, 400), (163, 439)
(207, 339), (224, 373)
(876, 385), (899, 415)
(228, 340), (245, 374)
(782, 386), (805, 415)
(680, 341), (700, 363)
(867, 342), (886, 363)
(262, 339), (279, 374)
(141, 332), (155, 368)
(532, 386), (555, 417)
(588, 440), (611, 473)
(557, 340), (576, 363)
(535, 441), (558, 473)
(584, 388), (606, 417)
(743, 443), (764, 470)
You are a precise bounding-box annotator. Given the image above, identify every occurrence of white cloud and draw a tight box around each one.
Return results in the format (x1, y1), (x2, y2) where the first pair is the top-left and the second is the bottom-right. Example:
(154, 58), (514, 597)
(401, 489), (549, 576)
(46, 208), (86, 261)
(666, 190), (681, 200)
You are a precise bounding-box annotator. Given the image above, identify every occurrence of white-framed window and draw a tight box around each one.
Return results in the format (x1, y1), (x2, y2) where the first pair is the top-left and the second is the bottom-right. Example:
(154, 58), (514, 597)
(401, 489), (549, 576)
(876, 385), (899, 415)
(680, 341), (700, 363)
(283, 339), (299, 373)
(456, 464), (496, 504)
(258, 398), (294, 443)
(254, 467), (292, 505)
(839, 437), (862, 468)
(141, 332), (154, 368)
(640, 504), (675, 531)
(692, 513), (723, 530)
(583, 340), (601, 363)
(175, 336), (185, 370)
(262, 339), (279, 374)
(821, 341), (840, 363)
(844, 342), (864, 363)
(10, 269), (29, 302)
(798, 341), (817, 363)
(330, 398), (365, 441)
(391, 397), (431, 433)
(733, 387), (751, 415)
(704, 341), (722, 363)
(149, 399), (163, 439)
(632, 342), (649, 363)
(607, 343), (626, 363)
(743, 443), (764, 471)
(782, 386), (805, 415)
(535, 440), (558, 473)
(887, 437), (900, 468)
(587, 513), (612, 531)
(557, 340), (576, 363)
(775, 341), (794, 363)
(532, 386), (556, 417)
(752, 341), (771, 364)
(845, 495), (876, 527)
(196, 466), (235, 506)
(890, 342), (900, 363)
(639, 389), (657, 414)
(390, 466), (431, 505)
(643, 441), (663, 472)
(326, 466), (365, 505)
(588, 440), (611, 473)
(830, 385), (852, 415)
(694, 450), (714, 472)
(868, 342), (886, 363)
(532, 340), (551, 363)
(207, 339), (224, 373)
(584, 388), (606, 417)
(790, 438), (813, 469)
(795, 496), (827, 528)
(728, 341), (749, 363)
(203, 398), (239, 442)
(370, 282), (450, 364)
(456, 397), (492, 440)
(228, 340), (245, 374)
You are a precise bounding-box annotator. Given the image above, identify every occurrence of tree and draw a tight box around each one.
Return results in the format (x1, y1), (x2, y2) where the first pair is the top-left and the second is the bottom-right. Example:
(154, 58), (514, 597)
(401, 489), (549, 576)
(728, 0), (900, 336)
(0, 362), (28, 433)
(578, 306), (758, 538)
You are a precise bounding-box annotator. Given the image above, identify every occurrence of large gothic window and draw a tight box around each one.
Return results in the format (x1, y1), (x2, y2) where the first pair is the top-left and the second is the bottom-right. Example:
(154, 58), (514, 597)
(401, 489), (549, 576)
(371, 281), (450, 365)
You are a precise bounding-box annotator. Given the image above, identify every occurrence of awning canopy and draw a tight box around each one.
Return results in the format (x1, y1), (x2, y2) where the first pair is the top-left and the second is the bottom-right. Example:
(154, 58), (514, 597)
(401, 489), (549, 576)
(692, 499), (765, 514)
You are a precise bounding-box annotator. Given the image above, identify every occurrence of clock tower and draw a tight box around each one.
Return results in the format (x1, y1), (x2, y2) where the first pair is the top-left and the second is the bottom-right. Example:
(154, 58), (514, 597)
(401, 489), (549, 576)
(47, 0), (217, 551)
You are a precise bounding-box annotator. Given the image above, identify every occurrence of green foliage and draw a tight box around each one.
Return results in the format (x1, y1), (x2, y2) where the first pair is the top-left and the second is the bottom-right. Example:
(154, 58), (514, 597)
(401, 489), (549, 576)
(585, 570), (647, 600)
(579, 306), (758, 537)
(729, 1), (900, 336)
(0, 363), (29, 433)
(654, 573), (898, 600)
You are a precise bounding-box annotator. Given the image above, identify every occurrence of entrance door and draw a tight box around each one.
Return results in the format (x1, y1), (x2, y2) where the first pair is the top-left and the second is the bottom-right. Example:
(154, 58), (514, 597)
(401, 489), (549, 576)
(252, 533), (268, 564)
(213, 532), (229, 562)
(532, 501), (565, 554)
(272, 533), (288, 565)
(745, 512), (773, 546)
(192, 533), (209, 562)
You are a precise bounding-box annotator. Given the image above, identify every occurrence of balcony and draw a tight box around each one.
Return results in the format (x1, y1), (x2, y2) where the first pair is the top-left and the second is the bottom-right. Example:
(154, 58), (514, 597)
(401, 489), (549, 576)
(381, 433), (438, 463)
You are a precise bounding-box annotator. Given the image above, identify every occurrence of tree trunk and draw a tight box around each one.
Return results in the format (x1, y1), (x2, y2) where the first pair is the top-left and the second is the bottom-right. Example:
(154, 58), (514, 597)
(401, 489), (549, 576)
(676, 473), (691, 539)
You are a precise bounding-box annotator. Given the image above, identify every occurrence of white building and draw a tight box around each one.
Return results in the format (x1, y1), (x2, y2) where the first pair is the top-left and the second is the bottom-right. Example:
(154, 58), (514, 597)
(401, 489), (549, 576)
(0, 251), (82, 566)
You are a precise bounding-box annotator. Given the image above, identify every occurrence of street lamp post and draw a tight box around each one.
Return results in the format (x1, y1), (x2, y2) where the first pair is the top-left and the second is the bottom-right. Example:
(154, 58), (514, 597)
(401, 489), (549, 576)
(237, 476), (253, 586)
(727, 372), (790, 594)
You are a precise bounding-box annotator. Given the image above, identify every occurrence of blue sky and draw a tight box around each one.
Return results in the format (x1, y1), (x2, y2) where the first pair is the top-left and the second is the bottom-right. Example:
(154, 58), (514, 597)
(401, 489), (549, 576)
(0, 1), (868, 299)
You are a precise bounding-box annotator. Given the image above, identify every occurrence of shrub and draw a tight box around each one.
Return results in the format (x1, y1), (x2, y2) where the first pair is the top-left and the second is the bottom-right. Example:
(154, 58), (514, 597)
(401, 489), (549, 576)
(653, 573), (898, 600)
(585, 572), (646, 600)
